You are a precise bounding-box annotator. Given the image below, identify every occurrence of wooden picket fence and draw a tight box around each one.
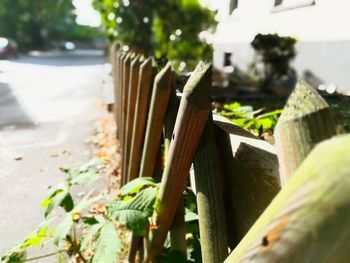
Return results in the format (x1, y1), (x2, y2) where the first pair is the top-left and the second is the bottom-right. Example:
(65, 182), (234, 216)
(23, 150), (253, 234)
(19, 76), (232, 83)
(110, 42), (350, 263)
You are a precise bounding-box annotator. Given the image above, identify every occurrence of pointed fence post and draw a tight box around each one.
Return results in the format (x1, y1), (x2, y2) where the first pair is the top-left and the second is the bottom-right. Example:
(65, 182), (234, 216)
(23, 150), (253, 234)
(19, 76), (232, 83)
(116, 52), (126, 139)
(274, 80), (336, 186)
(113, 50), (120, 137)
(163, 83), (187, 255)
(139, 63), (172, 178)
(225, 135), (350, 263)
(146, 62), (212, 262)
(192, 113), (228, 263)
(213, 114), (280, 247)
(120, 53), (133, 186)
(127, 58), (155, 182)
(111, 42), (121, 129)
(123, 55), (142, 184)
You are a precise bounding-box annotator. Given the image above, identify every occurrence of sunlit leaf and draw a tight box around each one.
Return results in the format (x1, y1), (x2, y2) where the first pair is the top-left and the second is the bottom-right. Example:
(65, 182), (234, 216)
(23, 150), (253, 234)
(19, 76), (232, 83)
(92, 222), (121, 263)
(119, 177), (158, 196)
(20, 227), (49, 249)
(108, 187), (158, 236)
(41, 185), (73, 218)
(80, 222), (104, 251)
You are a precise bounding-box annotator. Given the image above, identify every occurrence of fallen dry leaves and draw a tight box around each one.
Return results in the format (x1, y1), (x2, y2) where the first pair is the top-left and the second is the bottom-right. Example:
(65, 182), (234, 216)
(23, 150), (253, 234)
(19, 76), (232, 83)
(84, 110), (129, 262)
(88, 112), (122, 190)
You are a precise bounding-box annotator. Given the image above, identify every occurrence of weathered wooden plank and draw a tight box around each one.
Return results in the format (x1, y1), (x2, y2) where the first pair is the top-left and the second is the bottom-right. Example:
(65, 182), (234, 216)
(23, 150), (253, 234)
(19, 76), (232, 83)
(163, 84), (186, 255)
(169, 198), (186, 256)
(123, 55), (142, 184)
(274, 80), (336, 186)
(118, 52), (128, 146)
(146, 62), (212, 262)
(139, 63), (172, 179)
(214, 114), (280, 247)
(127, 58), (155, 182)
(120, 53), (133, 186)
(225, 134), (350, 263)
(113, 51), (123, 139)
(116, 52), (126, 139)
(193, 113), (228, 263)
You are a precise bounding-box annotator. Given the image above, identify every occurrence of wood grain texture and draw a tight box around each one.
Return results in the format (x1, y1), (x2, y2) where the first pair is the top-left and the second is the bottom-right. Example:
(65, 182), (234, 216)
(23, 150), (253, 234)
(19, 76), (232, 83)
(274, 80), (336, 186)
(163, 84), (186, 255)
(139, 63), (172, 179)
(116, 52), (126, 140)
(146, 62), (212, 262)
(120, 53), (132, 186)
(193, 113), (228, 263)
(128, 58), (155, 182)
(123, 55), (141, 184)
(225, 134), (350, 263)
(214, 114), (280, 247)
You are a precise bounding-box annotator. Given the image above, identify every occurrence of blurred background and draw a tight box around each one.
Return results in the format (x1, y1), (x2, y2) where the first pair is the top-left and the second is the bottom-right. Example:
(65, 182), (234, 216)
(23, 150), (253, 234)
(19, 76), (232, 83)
(1, 0), (350, 258)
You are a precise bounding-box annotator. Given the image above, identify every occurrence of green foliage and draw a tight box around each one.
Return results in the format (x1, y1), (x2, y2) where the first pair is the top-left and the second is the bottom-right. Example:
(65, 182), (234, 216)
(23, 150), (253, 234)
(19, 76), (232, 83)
(109, 187), (158, 236)
(92, 222), (121, 263)
(251, 33), (297, 77)
(41, 158), (103, 218)
(2, 162), (203, 262)
(217, 102), (283, 135)
(65, 158), (104, 186)
(1, 164), (162, 263)
(118, 176), (158, 196)
(92, 0), (216, 71)
(0, 0), (102, 50)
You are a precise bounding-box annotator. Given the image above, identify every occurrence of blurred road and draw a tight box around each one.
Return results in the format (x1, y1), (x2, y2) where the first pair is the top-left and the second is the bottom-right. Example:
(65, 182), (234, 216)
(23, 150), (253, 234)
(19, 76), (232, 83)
(0, 50), (110, 256)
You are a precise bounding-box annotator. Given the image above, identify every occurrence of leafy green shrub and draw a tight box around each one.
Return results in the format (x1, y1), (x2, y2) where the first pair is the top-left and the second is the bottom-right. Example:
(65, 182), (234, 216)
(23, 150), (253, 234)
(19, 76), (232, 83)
(92, 0), (216, 71)
(215, 102), (282, 136)
(251, 33), (297, 77)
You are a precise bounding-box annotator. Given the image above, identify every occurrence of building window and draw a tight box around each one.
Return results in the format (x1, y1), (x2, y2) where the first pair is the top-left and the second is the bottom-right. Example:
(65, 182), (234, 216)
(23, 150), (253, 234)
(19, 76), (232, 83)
(229, 0), (238, 15)
(274, 0), (283, 6)
(273, 0), (315, 12)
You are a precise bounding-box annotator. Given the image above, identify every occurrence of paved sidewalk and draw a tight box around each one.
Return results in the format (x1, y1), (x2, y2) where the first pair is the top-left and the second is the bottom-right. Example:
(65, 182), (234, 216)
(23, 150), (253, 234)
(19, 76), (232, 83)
(0, 50), (110, 259)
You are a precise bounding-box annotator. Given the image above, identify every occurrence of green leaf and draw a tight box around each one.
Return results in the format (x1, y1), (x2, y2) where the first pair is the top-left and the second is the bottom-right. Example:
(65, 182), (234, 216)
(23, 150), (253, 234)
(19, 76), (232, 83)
(52, 192), (101, 246)
(52, 215), (73, 246)
(231, 117), (250, 128)
(1, 250), (26, 263)
(119, 177), (158, 196)
(42, 185), (73, 218)
(256, 109), (283, 119)
(108, 187), (158, 236)
(65, 158), (104, 186)
(20, 226), (49, 249)
(60, 193), (74, 213)
(69, 170), (101, 186)
(92, 222), (121, 263)
(82, 216), (99, 226)
(255, 118), (274, 130)
(80, 222), (104, 251)
(223, 102), (241, 112)
(234, 105), (254, 117)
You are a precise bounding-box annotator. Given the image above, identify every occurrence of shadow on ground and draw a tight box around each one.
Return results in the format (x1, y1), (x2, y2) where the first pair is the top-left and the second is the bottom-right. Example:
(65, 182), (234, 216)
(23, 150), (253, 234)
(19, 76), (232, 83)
(0, 81), (35, 130)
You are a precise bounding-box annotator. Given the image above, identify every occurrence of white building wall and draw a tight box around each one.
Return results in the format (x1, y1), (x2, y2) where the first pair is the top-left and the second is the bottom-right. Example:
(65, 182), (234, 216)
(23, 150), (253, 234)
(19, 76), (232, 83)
(213, 0), (350, 92)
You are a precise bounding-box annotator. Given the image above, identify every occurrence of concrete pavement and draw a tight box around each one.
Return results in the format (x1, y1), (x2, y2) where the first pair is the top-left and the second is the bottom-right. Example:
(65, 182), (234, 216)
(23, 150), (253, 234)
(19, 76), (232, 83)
(0, 50), (110, 257)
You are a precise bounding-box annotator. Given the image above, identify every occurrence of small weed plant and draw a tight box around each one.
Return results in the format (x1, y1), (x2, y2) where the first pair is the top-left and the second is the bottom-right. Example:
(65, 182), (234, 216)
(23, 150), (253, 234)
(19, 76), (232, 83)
(1, 158), (200, 263)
